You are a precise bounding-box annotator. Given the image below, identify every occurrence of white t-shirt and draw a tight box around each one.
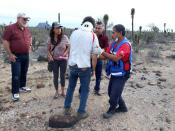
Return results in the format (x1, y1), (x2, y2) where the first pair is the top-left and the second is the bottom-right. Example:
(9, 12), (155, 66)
(68, 22), (102, 68)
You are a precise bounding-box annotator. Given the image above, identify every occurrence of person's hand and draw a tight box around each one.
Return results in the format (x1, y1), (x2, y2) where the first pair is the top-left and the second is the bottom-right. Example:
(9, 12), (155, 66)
(49, 56), (54, 61)
(9, 54), (17, 62)
(63, 53), (68, 57)
(94, 45), (103, 55)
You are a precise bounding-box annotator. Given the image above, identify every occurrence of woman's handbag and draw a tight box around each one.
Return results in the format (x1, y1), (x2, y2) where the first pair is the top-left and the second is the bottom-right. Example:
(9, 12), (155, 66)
(47, 45), (56, 72)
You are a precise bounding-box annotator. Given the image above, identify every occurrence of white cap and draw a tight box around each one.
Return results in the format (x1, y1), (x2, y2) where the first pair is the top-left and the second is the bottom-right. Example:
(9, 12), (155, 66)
(17, 13), (30, 19)
(80, 22), (93, 31)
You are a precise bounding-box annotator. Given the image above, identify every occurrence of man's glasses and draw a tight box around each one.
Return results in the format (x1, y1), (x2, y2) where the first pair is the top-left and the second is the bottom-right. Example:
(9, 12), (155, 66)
(23, 18), (29, 21)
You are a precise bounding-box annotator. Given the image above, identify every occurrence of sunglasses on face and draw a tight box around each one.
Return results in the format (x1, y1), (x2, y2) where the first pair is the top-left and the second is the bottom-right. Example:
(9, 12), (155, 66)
(23, 18), (29, 21)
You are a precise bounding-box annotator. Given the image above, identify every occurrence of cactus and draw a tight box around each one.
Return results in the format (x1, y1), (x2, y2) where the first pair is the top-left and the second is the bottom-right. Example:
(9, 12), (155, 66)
(131, 8), (135, 42)
(103, 14), (109, 34)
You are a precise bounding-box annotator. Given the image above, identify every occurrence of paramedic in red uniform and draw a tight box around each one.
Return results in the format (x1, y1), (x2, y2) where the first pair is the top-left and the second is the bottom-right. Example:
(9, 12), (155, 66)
(99, 24), (132, 119)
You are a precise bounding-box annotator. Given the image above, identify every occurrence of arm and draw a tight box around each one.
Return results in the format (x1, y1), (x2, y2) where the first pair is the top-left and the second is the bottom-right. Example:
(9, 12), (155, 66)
(47, 44), (54, 61)
(98, 54), (107, 60)
(91, 54), (97, 76)
(63, 44), (70, 57)
(2, 40), (17, 62)
(101, 52), (122, 62)
(29, 37), (32, 51)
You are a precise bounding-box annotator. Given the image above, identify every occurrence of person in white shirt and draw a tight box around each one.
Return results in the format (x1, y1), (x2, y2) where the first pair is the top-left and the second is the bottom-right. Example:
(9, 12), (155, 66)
(64, 16), (103, 119)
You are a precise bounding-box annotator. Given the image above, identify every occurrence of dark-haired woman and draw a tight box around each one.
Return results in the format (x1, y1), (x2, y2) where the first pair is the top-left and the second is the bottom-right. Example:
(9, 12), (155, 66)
(47, 22), (70, 99)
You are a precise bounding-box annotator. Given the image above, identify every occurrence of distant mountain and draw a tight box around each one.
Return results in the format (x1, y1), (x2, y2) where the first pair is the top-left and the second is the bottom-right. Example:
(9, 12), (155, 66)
(36, 23), (50, 28)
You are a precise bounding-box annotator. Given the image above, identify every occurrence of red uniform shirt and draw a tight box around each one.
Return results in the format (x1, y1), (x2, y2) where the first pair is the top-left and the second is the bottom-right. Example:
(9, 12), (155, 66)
(2, 23), (31, 54)
(106, 41), (131, 70)
(98, 34), (109, 51)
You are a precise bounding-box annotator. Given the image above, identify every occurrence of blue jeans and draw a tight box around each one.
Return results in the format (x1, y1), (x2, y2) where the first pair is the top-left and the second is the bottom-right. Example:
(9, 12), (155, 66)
(108, 76), (128, 108)
(11, 53), (29, 94)
(64, 66), (91, 114)
(94, 59), (103, 92)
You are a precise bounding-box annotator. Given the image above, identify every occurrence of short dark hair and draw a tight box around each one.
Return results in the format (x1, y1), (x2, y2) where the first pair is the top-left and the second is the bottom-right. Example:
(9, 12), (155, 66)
(96, 21), (102, 25)
(113, 24), (125, 36)
(82, 16), (95, 28)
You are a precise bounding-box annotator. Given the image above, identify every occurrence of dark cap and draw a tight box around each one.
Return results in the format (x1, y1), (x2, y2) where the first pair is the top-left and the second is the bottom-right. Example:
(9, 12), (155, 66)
(52, 22), (62, 28)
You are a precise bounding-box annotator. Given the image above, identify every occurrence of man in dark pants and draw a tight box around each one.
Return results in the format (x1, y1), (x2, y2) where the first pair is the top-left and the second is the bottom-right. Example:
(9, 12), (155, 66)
(94, 21), (109, 96)
(2, 13), (32, 101)
(99, 24), (132, 119)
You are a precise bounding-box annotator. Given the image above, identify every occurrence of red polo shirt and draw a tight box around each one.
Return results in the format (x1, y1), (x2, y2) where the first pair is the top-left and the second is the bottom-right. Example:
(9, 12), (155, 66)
(98, 34), (109, 51)
(2, 23), (31, 54)
(106, 41), (131, 70)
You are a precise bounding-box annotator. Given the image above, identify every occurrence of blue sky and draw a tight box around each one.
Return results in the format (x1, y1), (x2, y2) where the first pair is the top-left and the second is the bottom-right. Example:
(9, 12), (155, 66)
(0, 0), (174, 31)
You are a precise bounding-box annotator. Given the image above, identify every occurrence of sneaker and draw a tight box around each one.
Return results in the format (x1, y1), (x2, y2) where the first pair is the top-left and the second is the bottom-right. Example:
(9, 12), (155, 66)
(64, 108), (72, 115)
(103, 108), (116, 119)
(12, 94), (19, 101)
(19, 87), (31, 93)
(94, 90), (101, 96)
(61, 94), (65, 98)
(53, 94), (59, 99)
(76, 112), (89, 120)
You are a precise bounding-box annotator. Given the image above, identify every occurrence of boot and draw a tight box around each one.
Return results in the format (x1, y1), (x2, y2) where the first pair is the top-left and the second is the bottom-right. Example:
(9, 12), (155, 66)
(115, 103), (128, 113)
(103, 106), (116, 119)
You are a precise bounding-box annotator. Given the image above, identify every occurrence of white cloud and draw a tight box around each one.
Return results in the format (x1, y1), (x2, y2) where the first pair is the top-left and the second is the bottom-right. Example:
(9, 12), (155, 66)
(0, 0), (174, 30)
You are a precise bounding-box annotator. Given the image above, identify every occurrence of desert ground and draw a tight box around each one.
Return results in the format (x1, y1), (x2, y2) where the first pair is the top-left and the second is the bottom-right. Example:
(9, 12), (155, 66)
(0, 41), (175, 131)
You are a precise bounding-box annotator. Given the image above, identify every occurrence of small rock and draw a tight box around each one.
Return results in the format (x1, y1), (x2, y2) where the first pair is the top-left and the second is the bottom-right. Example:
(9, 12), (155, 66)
(148, 82), (157, 86)
(141, 76), (146, 80)
(157, 81), (161, 85)
(15, 118), (20, 123)
(160, 127), (164, 131)
(156, 73), (162, 77)
(42, 111), (46, 114)
(152, 71), (162, 74)
(50, 109), (53, 113)
(165, 117), (171, 124)
(158, 78), (167, 82)
(158, 85), (166, 89)
(32, 97), (37, 101)
(49, 115), (78, 128)
(136, 83), (144, 88)
(37, 84), (45, 89)
(151, 101), (156, 106)
(132, 68), (136, 72)
(0, 103), (3, 111)
(20, 112), (28, 118)
(34, 114), (42, 119)
(160, 99), (167, 103)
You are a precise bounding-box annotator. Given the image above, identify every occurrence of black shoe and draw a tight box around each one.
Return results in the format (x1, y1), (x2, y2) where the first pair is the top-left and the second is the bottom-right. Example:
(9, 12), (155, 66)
(94, 90), (101, 96)
(103, 107), (116, 119)
(115, 103), (128, 113)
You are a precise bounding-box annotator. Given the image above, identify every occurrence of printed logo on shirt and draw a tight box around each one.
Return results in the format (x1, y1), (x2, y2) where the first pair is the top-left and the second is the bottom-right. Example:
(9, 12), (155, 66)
(120, 50), (124, 55)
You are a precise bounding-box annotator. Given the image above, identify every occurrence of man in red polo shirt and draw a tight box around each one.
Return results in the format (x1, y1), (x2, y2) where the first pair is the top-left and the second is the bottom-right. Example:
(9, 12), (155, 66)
(2, 13), (32, 101)
(99, 24), (132, 119)
(94, 21), (109, 96)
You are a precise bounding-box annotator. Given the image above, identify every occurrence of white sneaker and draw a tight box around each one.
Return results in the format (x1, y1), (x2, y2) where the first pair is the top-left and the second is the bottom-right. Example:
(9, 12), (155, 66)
(19, 87), (31, 93)
(12, 94), (19, 101)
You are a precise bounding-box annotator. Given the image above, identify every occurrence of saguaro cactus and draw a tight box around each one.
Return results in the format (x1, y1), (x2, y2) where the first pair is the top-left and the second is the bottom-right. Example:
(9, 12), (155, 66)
(131, 8), (135, 42)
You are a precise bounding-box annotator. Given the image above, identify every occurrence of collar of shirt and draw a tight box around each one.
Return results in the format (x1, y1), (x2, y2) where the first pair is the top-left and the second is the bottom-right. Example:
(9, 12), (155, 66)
(15, 22), (26, 31)
(97, 33), (104, 39)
